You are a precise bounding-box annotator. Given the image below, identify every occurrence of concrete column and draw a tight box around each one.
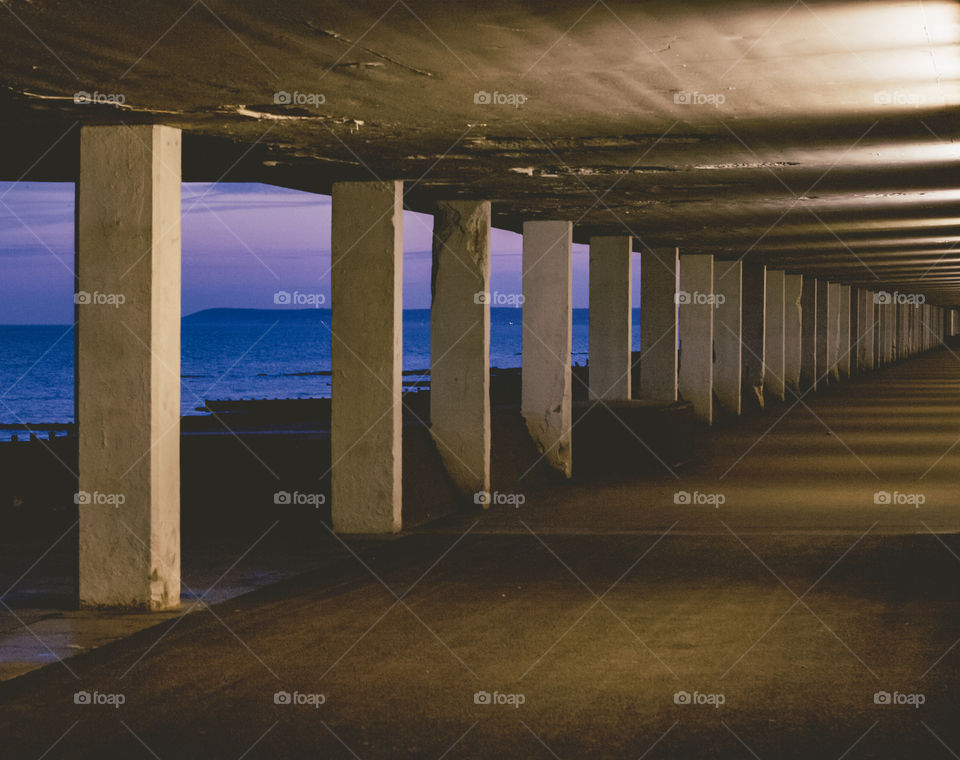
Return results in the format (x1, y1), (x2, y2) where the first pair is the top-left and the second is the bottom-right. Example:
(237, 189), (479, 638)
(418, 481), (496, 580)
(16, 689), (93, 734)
(800, 276), (818, 391)
(763, 269), (785, 401)
(714, 261), (742, 415)
(331, 180), (403, 533)
(742, 264), (766, 407)
(77, 125), (181, 609)
(849, 287), (860, 374)
(430, 200), (491, 500)
(874, 296), (883, 366)
(838, 285), (851, 378)
(784, 274), (803, 394)
(522, 221), (573, 477)
(882, 299), (896, 364)
(896, 302), (906, 360)
(639, 248), (679, 403)
(856, 289), (875, 371)
(815, 280), (831, 385)
(826, 282), (840, 382)
(678, 254), (715, 424)
(588, 235), (632, 400)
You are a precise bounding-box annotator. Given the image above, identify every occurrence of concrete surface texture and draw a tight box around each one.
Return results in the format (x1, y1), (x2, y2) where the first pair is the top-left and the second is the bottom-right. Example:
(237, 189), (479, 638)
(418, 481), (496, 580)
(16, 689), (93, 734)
(678, 254), (715, 424)
(76, 125), (182, 610)
(521, 220), (573, 477)
(2, 2), (959, 304)
(1, 350), (959, 758)
(639, 248), (679, 404)
(330, 180), (404, 534)
(430, 200), (492, 500)
(588, 236), (632, 401)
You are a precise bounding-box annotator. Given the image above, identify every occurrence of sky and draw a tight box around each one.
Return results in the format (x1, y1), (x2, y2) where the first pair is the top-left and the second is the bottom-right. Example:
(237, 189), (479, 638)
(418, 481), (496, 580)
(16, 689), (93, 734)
(0, 181), (641, 324)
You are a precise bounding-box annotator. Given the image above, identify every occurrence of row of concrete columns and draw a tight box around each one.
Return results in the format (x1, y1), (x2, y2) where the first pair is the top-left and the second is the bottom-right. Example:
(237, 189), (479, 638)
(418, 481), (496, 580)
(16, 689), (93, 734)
(73, 124), (957, 608)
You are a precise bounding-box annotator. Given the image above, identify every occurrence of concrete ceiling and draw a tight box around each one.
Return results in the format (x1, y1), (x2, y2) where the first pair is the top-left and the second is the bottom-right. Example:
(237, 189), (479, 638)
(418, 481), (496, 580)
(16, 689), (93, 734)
(1, 0), (959, 302)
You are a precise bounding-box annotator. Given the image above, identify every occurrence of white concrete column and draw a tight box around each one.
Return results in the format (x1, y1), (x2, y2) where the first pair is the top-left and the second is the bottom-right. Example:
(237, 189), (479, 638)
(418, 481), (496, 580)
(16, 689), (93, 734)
(815, 280), (830, 385)
(639, 248), (679, 403)
(856, 289), (875, 371)
(882, 299), (896, 364)
(838, 285), (851, 378)
(742, 264), (766, 407)
(763, 269), (785, 401)
(896, 302), (906, 360)
(714, 261), (742, 415)
(522, 221), (573, 477)
(77, 125), (181, 609)
(331, 180), (403, 533)
(849, 287), (860, 374)
(588, 235), (632, 400)
(872, 295), (881, 366)
(430, 200), (491, 500)
(678, 254), (715, 424)
(826, 282), (840, 381)
(784, 274), (803, 394)
(800, 276), (818, 392)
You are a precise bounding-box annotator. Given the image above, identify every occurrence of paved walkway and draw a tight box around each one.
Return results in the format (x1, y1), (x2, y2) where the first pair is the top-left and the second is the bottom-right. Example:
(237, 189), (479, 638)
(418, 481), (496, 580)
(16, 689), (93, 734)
(1, 351), (959, 758)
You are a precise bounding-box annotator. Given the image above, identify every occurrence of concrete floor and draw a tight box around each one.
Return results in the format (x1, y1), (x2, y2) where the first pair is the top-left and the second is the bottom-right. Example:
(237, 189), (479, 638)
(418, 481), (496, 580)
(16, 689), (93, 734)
(1, 351), (958, 758)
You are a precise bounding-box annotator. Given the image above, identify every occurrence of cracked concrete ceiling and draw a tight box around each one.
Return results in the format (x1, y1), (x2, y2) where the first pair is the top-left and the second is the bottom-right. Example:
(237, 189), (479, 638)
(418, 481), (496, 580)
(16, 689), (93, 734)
(1, 0), (959, 302)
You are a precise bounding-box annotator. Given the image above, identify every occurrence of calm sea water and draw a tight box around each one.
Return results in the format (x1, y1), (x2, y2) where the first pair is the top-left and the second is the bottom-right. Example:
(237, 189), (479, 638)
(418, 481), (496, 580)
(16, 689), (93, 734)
(0, 308), (642, 435)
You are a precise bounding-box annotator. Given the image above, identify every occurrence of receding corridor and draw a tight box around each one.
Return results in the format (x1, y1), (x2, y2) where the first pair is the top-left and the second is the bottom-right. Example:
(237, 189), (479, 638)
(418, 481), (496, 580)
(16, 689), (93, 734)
(1, 349), (958, 759)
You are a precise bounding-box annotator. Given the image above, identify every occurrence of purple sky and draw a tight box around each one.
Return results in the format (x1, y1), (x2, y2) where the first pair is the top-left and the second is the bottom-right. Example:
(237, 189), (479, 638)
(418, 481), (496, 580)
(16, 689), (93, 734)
(0, 182), (642, 324)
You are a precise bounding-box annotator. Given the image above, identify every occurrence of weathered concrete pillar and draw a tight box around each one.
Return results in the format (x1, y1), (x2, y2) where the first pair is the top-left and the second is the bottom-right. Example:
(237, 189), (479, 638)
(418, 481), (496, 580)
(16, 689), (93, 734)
(784, 274), (803, 393)
(714, 261), (742, 415)
(522, 221), (573, 477)
(742, 264), (766, 407)
(430, 200), (491, 500)
(825, 282), (840, 382)
(856, 289), (875, 371)
(588, 235), (632, 400)
(881, 299), (896, 364)
(331, 180), (403, 533)
(77, 125), (181, 609)
(873, 296), (882, 366)
(896, 302), (906, 360)
(763, 269), (785, 401)
(849, 287), (860, 375)
(801, 277), (818, 391)
(838, 285), (851, 378)
(640, 248), (679, 403)
(678, 254), (715, 424)
(815, 280), (831, 384)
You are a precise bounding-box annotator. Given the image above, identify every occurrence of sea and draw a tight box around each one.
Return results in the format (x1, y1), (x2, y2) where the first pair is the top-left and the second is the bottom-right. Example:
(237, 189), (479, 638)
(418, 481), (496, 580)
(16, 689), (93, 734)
(0, 307), (642, 439)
